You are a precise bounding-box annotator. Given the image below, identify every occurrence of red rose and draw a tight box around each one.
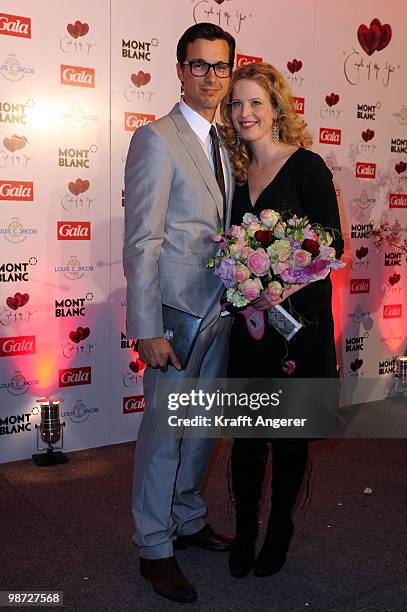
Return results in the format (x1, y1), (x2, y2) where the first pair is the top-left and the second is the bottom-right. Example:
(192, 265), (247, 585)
(301, 239), (320, 257)
(254, 230), (275, 248)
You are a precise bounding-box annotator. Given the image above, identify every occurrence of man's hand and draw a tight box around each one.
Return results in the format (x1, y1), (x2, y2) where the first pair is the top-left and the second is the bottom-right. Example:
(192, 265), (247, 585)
(137, 337), (182, 372)
(252, 283), (308, 311)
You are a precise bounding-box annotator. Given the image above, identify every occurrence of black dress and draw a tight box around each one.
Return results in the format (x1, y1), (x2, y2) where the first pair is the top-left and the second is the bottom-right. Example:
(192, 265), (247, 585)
(228, 147), (344, 380)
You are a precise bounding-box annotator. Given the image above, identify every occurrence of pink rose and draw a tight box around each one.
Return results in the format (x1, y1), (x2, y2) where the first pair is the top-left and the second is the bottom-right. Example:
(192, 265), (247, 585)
(240, 278), (262, 301)
(247, 221), (262, 237)
(319, 245), (336, 259)
(294, 249), (312, 267)
(260, 209), (280, 229)
(241, 245), (253, 259)
(266, 280), (283, 300)
(212, 233), (223, 242)
(282, 360), (296, 375)
(228, 225), (246, 240)
(247, 248), (270, 276)
(272, 261), (291, 275)
(234, 264), (251, 282)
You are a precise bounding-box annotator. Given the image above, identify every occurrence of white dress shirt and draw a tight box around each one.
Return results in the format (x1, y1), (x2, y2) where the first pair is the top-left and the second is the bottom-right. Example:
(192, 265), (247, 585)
(179, 98), (230, 203)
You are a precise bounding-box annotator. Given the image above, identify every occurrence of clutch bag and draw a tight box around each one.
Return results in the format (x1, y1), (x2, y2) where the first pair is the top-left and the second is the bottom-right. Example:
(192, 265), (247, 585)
(267, 304), (302, 341)
(162, 304), (203, 369)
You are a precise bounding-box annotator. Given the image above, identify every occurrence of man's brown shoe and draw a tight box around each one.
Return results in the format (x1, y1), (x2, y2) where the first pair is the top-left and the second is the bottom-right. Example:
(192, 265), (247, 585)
(140, 556), (197, 603)
(174, 524), (233, 552)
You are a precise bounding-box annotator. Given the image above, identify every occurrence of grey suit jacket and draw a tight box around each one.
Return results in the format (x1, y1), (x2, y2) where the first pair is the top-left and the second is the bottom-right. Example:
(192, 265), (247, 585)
(123, 103), (233, 339)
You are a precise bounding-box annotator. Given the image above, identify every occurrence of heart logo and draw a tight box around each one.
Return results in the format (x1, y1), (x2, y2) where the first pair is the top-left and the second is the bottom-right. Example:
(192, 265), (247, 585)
(68, 178), (90, 195)
(350, 358), (363, 372)
(287, 59), (302, 74)
(388, 273), (401, 286)
(3, 134), (28, 153)
(130, 71), (151, 88)
(6, 292), (29, 310)
(214, 0), (225, 4)
(361, 129), (374, 142)
(69, 326), (90, 344)
(357, 18), (392, 56)
(325, 93), (340, 107)
(356, 246), (368, 259)
(129, 358), (146, 373)
(395, 161), (407, 174)
(67, 20), (89, 39)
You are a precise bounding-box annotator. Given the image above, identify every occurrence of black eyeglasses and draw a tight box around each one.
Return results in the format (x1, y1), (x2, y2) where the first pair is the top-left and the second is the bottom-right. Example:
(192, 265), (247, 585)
(183, 60), (233, 78)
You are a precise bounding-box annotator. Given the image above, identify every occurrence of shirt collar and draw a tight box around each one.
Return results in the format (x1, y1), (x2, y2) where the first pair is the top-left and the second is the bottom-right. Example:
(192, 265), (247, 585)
(179, 99), (215, 144)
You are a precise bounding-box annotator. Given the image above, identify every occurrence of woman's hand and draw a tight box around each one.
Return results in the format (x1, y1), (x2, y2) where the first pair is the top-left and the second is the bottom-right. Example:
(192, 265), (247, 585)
(252, 283), (308, 311)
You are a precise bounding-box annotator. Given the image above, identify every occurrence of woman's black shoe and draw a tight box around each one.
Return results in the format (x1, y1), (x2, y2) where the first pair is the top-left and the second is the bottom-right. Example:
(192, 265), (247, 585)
(253, 520), (294, 577)
(228, 531), (256, 578)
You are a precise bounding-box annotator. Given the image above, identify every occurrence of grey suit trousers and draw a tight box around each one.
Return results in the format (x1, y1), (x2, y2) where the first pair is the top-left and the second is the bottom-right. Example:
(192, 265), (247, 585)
(132, 315), (231, 560)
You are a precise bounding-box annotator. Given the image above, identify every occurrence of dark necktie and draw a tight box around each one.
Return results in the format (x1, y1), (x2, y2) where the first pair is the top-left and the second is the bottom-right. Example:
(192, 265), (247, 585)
(209, 125), (226, 226)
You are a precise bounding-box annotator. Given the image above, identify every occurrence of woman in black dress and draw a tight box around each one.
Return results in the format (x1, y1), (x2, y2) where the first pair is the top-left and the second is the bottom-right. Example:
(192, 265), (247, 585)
(220, 63), (344, 578)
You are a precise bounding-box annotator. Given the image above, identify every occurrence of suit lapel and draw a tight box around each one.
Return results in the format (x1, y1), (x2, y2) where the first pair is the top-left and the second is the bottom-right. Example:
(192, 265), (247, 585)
(169, 104), (224, 221)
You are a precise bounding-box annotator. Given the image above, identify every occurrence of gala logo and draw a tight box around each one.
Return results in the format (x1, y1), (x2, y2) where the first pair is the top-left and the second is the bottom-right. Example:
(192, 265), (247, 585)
(356, 162), (376, 179)
(0, 335), (35, 356)
(319, 128), (341, 145)
(0, 13), (31, 38)
(123, 395), (145, 414)
(350, 279), (370, 294)
(293, 97), (304, 114)
(0, 180), (33, 201)
(383, 304), (402, 319)
(61, 64), (95, 88)
(57, 221), (90, 240)
(389, 193), (407, 209)
(236, 54), (262, 67)
(59, 366), (91, 387)
(124, 112), (155, 131)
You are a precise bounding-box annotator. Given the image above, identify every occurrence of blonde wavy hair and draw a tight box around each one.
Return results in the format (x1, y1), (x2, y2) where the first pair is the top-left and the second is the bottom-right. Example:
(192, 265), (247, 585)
(220, 62), (312, 184)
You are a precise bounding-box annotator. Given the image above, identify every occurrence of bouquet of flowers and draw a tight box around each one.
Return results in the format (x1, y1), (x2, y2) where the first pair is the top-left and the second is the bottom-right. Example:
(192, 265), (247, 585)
(207, 209), (345, 309)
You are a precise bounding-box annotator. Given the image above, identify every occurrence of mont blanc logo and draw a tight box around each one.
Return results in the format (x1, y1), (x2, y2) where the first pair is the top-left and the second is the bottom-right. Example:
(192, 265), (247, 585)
(356, 162), (376, 179)
(0, 13), (31, 38)
(378, 358), (397, 375)
(0, 53), (35, 81)
(0, 258), (37, 283)
(0, 217), (37, 243)
(0, 180), (33, 201)
(57, 221), (91, 240)
(0, 100), (32, 125)
(123, 395), (145, 414)
(58, 145), (97, 168)
(350, 223), (373, 239)
(236, 54), (262, 67)
(124, 112), (155, 132)
(55, 292), (93, 317)
(121, 332), (137, 350)
(350, 278), (370, 294)
(390, 138), (407, 154)
(319, 127), (341, 145)
(356, 102), (380, 120)
(61, 399), (98, 423)
(0, 334), (35, 356)
(384, 252), (402, 267)
(345, 334), (367, 352)
(60, 64), (95, 88)
(121, 37), (159, 61)
(0, 411), (32, 436)
(59, 366), (91, 388)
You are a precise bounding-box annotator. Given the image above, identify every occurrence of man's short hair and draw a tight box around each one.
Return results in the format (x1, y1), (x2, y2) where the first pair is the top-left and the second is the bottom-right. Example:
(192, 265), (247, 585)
(177, 22), (236, 67)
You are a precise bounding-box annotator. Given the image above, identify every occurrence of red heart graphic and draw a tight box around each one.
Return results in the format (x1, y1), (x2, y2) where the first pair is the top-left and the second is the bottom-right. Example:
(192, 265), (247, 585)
(370, 18), (392, 51)
(129, 358), (146, 373)
(69, 326), (90, 343)
(356, 246), (368, 259)
(357, 23), (381, 55)
(3, 134), (28, 152)
(325, 93), (339, 107)
(214, 0), (225, 3)
(362, 129), (374, 142)
(131, 71), (151, 88)
(287, 59), (302, 74)
(350, 358), (363, 372)
(67, 20), (89, 39)
(6, 292), (29, 310)
(68, 178), (90, 195)
(388, 273), (401, 286)
(395, 161), (407, 174)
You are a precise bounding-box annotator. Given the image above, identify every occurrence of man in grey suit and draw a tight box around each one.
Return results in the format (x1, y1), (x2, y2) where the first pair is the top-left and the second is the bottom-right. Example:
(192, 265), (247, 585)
(123, 23), (236, 603)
